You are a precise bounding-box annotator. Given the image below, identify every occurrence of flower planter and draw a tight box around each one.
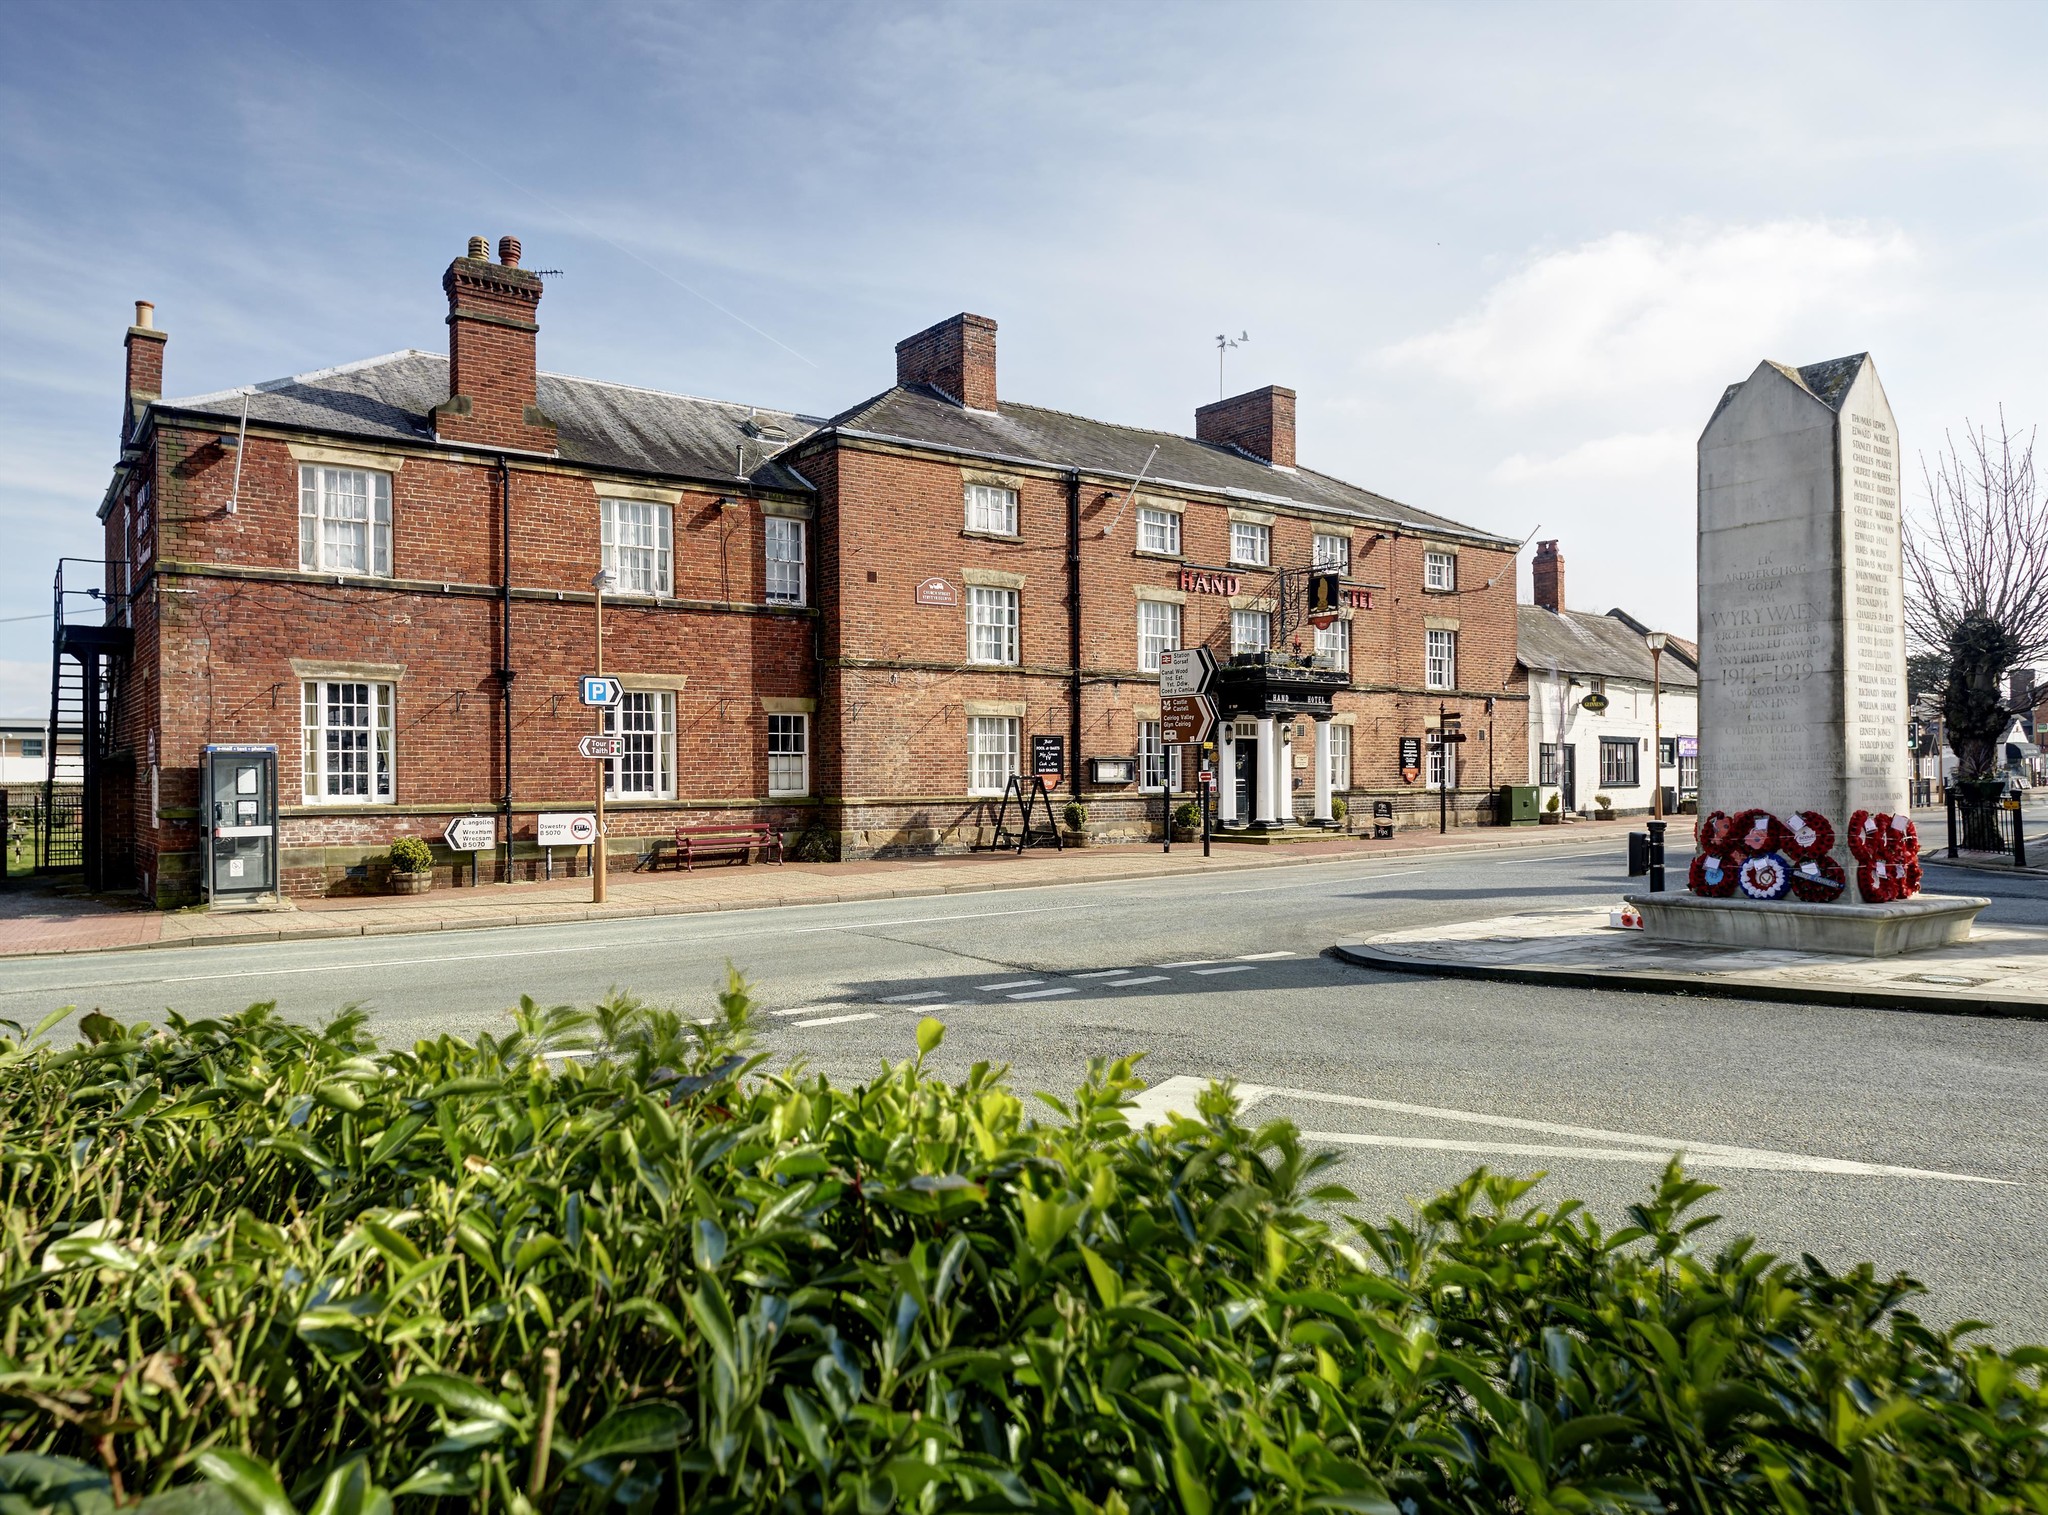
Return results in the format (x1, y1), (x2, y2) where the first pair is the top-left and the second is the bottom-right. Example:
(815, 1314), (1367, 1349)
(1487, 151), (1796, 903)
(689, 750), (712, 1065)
(390, 870), (433, 896)
(1063, 830), (1090, 848)
(1171, 827), (1197, 843)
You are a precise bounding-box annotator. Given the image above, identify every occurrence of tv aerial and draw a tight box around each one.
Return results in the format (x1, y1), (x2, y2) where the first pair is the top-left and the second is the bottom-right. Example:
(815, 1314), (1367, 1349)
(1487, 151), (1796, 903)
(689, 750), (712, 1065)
(1215, 331), (1248, 398)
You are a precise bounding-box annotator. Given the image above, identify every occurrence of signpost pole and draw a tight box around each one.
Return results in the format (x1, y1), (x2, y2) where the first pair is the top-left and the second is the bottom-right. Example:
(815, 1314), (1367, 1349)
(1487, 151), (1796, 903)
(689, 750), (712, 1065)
(592, 569), (614, 904)
(1438, 700), (1449, 837)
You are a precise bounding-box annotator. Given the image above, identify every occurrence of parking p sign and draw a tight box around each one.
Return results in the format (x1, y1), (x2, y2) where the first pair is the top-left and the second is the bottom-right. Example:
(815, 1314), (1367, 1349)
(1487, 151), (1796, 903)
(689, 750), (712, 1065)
(580, 675), (623, 708)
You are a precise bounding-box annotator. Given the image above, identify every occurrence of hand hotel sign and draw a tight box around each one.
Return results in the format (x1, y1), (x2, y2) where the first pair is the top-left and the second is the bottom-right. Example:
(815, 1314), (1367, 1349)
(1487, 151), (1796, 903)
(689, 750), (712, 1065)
(1177, 566), (1373, 609)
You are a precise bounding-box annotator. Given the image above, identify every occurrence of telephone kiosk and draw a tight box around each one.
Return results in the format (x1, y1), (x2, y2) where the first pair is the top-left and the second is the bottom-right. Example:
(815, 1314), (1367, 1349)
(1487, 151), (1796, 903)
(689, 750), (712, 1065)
(202, 744), (279, 903)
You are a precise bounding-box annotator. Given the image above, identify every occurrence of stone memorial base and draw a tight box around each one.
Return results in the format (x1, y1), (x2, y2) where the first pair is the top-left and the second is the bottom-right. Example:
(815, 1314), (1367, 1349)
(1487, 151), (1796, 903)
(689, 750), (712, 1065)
(1623, 892), (1989, 958)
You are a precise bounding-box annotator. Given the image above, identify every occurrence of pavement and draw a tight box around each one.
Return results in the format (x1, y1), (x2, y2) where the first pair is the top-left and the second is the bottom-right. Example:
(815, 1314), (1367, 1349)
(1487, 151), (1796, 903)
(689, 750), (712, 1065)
(1337, 899), (2048, 1017)
(0, 817), (1644, 958)
(4, 839), (2044, 1344)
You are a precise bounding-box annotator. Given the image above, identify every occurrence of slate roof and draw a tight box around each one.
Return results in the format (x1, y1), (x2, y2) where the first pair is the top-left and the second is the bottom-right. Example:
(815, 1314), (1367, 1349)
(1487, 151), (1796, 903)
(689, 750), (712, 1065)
(818, 384), (1514, 545)
(1517, 605), (1697, 688)
(157, 351), (822, 492)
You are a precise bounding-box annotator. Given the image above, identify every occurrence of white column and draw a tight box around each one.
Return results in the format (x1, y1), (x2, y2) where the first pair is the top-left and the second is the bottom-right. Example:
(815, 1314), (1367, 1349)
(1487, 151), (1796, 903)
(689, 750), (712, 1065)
(1253, 716), (1278, 827)
(1217, 729), (1238, 825)
(1312, 719), (1333, 824)
(1278, 722), (1296, 824)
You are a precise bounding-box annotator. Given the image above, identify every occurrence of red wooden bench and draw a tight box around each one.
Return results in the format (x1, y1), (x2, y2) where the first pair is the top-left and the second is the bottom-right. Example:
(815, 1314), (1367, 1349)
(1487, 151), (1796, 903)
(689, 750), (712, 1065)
(673, 823), (783, 871)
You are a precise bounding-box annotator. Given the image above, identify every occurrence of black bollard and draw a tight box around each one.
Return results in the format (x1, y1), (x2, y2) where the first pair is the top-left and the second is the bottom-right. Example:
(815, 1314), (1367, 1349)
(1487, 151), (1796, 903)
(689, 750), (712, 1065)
(1647, 819), (1666, 893)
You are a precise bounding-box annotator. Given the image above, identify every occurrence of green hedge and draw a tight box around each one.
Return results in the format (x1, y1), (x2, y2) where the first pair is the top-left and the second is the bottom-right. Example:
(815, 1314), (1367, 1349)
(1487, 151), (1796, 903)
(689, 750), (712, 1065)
(0, 988), (2042, 1512)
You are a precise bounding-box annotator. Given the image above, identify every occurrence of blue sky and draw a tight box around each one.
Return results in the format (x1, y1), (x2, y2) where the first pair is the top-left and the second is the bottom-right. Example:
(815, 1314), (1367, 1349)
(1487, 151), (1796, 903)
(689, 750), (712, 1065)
(4, 0), (2046, 716)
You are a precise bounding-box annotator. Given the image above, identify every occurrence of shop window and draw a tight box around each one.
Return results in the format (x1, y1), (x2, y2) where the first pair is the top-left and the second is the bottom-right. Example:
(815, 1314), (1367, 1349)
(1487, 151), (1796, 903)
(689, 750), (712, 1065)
(1230, 521), (1271, 567)
(1138, 720), (1185, 791)
(1327, 723), (1352, 791)
(1424, 551), (1455, 591)
(299, 466), (392, 577)
(1231, 608), (1270, 654)
(1138, 598), (1181, 672)
(965, 483), (1018, 536)
(765, 518), (806, 605)
(605, 690), (676, 799)
(1599, 736), (1639, 787)
(301, 680), (393, 803)
(1137, 507), (1181, 556)
(968, 716), (1019, 796)
(768, 713), (809, 797)
(1313, 532), (1350, 572)
(1425, 628), (1456, 689)
(967, 586), (1020, 664)
(601, 498), (673, 597)
(1314, 617), (1349, 673)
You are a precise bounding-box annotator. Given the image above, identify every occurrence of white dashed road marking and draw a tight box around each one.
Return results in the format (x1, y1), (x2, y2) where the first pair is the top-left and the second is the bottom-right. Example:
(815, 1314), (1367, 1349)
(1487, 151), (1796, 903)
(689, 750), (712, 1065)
(796, 1012), (880, 1028)
(978, 979), (1042, 991)
(881, 990), (947, 1002)
(1237, 951), (1295, 960)
(1008, 987), (1077, 1000)
(1073, 969), (1134, 979)
(1105, 975), (1167, 987)
(1189, 965), (1257, 976)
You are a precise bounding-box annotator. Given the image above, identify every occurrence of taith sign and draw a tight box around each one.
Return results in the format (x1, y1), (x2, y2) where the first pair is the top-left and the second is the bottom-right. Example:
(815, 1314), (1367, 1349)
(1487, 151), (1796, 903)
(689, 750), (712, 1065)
(914, 577), (958, 607)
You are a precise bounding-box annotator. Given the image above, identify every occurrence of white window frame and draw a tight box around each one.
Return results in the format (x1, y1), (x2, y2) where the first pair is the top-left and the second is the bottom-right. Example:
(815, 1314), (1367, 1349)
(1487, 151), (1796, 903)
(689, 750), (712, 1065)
(1138, 720), (1185, 792)
(768, 712), (810, 797)
(967, 586), (1020, 665)
(1137, 598), (1181, 673)
(1312, 532), (1349, 573)
(1314, 617), (1350, 673)
(964, 483), (1019, 537)
(765, 517), (806, 606)
(300, 680), (394, 804)
(1232, 608), (1271, 655)
(1424, 551), (1456, 592)
(1427, 736), (1457, 791)
(1137, 506), (1181, 556)
(1229, 521), (1271, 567)
(298, 466), (392, 577)
(604, 690), (675, 799)
(968, 716), (1020, 796)
(601, 499), (674, 597)
(1327, 723), (1352, 792)
(1425, 628), (1456, 690)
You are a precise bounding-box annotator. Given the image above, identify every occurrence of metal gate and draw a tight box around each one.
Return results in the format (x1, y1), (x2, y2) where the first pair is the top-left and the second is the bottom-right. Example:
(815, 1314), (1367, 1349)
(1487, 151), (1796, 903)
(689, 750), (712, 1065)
(2, 785), (81, 876)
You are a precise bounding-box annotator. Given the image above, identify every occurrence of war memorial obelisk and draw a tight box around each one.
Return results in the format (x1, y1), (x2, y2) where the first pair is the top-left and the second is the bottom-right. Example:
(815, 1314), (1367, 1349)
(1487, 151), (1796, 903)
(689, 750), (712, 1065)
(1629, 353), (1985, 955)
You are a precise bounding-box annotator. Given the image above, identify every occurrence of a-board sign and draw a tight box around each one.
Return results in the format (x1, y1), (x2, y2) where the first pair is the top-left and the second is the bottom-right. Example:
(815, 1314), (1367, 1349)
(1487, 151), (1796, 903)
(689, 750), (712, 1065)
(579, 734), (626, 759)
(444, 815), (497, 852)
(537, 812), (598, 846)
(1160, 693), (1215, 746)
(1372, 800), (1394, 818)
(1400, 736), (1422, 782)
(914, 577), (958, 607)
(1157, 646), (1218, 699)
(1032, 734), (1065, 778)
(580, 675), (623, 708)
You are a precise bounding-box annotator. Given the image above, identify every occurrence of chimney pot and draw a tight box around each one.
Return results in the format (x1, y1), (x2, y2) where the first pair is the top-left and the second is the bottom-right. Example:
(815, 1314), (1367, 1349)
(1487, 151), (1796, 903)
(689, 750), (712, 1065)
(1532, 539), (1565, 613)
(467, 235), (488, 260)
(133, 301), (154, 330)
(498, 236), (521, 267)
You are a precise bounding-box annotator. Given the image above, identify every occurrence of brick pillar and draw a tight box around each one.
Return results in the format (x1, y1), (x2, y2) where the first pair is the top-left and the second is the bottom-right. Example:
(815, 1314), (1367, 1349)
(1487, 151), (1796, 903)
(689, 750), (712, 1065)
(1533, 539), (1564, 612)
(895, 313), (998, 411)
(1196, 386), (1296, 468)
(435, 235), (558, 452)
(123, 301), (167, 446)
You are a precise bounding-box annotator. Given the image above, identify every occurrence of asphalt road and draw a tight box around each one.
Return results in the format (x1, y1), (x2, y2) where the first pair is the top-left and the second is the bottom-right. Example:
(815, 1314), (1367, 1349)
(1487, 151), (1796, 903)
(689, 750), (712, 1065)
(5, 840), (2045, 1342)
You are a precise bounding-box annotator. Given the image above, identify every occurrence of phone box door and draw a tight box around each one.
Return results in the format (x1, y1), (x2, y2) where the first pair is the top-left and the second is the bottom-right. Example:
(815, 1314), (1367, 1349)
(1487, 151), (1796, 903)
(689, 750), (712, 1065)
(203, 744), (278, 899)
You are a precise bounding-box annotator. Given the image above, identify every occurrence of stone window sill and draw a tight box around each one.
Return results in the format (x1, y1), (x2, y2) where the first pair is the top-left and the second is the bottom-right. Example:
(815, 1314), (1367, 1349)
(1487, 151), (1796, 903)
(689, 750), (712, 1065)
(1133, 549), (1184, 562)
(961, 528), (1021, 543)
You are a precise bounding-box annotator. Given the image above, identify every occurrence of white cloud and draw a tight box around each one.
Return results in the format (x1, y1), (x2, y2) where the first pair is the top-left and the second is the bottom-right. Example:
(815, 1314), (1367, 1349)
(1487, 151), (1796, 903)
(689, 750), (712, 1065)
(0, 660), (48, 720)
(1381, 221), (1917, 411)
(1490, 428), (1692, 485)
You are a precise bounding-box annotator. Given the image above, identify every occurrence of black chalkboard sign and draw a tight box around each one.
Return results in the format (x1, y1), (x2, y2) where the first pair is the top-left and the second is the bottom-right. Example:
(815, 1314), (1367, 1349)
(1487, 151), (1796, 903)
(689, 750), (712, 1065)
(1032, 735), (1065, 778)
(1399, 736), (1422, 780)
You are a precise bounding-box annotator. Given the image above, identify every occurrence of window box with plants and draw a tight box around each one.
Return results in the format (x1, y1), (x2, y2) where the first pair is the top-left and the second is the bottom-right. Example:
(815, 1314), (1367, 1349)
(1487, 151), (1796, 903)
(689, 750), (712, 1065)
(387, 835), (434, 894)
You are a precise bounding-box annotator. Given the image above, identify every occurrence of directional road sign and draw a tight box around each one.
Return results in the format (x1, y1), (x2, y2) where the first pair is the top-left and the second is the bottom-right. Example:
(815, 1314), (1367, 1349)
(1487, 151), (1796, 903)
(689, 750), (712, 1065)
(1160, 693), (1216, 746)
(579, 734), (626, 759)
(444, 815), (497, 852)
(537, 812), (598, 846)
(580, 675), (623, 708)
(1157, 646), (1218, 699)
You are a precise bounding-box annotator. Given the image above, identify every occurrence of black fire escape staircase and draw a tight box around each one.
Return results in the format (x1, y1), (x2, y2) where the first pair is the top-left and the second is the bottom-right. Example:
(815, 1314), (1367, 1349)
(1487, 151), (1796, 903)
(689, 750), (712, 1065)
(43, 558), (132, 888)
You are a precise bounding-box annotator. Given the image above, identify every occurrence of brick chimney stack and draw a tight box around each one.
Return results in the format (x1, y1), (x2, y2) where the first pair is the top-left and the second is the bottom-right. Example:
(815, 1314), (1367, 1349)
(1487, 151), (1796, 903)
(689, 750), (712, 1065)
(1195, 385), (1295, 469)
(123, 300), (166, 448)
(896, 313), (997, 411)
(434, 235), (557, 451)
(1533, 539), (1565, 612)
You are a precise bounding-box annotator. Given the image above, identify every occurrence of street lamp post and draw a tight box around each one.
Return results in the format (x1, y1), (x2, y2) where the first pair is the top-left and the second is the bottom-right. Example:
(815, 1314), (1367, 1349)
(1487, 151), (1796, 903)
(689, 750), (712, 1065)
(592, 567), (617, 904)
(1646, 631), (1667, 819)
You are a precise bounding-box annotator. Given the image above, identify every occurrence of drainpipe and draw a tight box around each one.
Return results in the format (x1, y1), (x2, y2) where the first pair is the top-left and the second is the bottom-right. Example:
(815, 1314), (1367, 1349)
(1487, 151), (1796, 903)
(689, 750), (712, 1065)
(1066, 469), (1082, 801)
(498, 455), (515, 883)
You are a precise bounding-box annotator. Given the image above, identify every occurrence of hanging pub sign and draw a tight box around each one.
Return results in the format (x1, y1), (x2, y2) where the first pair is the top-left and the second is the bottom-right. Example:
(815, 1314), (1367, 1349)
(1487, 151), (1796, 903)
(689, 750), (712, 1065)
(1581, 691), (1610, 712)
(1308, 571), (1343, 628)
(1400, 736), (1422, 783)
(915, 577), (958, 607)
(1032, 735), (1065, 778)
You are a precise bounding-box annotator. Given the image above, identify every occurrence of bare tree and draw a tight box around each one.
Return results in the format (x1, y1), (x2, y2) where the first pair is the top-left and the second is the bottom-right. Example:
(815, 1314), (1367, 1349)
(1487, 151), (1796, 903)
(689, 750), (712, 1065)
(1904, 412), (2048, 780)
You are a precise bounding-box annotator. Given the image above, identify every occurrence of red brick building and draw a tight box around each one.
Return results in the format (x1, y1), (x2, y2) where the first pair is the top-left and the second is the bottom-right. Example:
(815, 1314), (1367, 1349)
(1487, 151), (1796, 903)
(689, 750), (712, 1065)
(78, 238), (1526, 904)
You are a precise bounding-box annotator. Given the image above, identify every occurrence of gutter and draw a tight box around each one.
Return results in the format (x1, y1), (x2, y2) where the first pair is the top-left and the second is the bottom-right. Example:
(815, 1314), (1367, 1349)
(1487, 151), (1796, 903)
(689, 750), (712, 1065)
(1067, 470), (1083, 803)
(498, 454), (516, 883)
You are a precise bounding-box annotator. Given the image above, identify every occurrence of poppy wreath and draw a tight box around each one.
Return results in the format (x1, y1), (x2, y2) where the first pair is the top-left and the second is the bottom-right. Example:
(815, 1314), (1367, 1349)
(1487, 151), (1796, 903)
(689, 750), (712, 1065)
(1858, 857), (1908, 904)
(1847, 809), (1922, 901)
(1696, 811), (1735, 851)
(1731, 808), (1786, 856)
(1736, 850), (1795, 901)
(1782, 810), (1835, 862)
(1689, 851), (1740, 897)
(1789, 853), (1847, 903)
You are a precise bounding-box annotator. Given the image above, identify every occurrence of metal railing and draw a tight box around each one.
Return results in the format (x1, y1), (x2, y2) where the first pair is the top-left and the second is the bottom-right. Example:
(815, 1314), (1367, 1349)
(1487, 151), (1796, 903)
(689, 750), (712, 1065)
(1946, 789), (2028, 867)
